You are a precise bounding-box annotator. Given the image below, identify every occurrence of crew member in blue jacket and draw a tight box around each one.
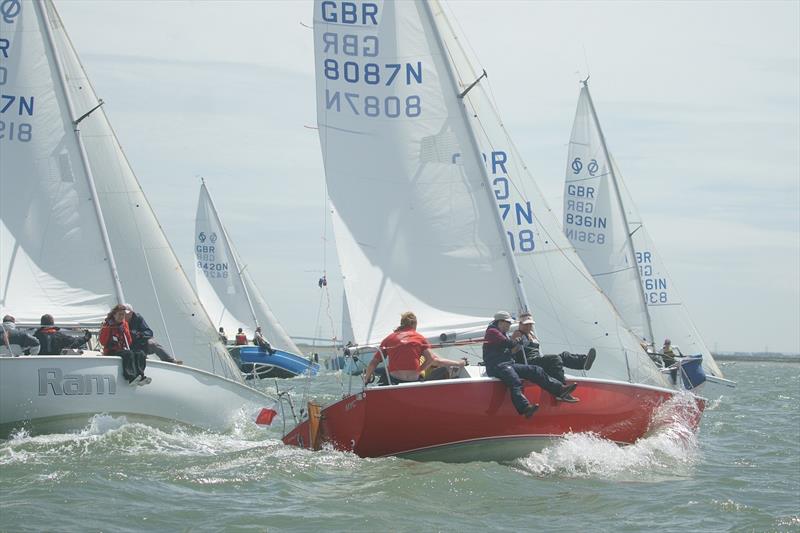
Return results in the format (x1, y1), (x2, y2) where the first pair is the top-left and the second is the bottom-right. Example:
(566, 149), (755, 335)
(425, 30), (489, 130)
(124, 304), (182, 365)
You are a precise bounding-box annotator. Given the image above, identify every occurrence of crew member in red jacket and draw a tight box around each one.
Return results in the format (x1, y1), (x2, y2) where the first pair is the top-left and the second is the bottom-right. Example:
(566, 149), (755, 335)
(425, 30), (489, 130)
(100, 304), (150, 386)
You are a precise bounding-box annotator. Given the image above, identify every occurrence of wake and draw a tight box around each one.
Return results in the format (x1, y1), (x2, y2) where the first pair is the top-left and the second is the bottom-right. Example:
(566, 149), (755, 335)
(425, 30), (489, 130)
(514, 392), (704, 480)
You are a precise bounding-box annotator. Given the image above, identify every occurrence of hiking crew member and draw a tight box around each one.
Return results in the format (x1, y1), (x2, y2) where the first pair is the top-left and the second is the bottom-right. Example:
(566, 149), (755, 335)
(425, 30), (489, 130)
(511, 313), (596, 401)
(483, 311), (578, 418)
(100, 304), (150, 386)
(253, 326), (277, 355)
(124, 304), (182, 365)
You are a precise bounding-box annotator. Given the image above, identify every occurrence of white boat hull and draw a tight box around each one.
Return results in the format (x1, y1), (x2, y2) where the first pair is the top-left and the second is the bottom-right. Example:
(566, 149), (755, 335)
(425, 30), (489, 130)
(0, 356), (274, 436)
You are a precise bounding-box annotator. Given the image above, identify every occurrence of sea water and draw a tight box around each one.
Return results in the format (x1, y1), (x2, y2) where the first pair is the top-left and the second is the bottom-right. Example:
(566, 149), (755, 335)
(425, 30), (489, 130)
(1, 361), (798, 532)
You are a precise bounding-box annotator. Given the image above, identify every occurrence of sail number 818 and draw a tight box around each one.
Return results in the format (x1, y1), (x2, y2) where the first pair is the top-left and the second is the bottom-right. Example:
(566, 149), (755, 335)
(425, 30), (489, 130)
(507, 230), (535, 252)
(0, 121), (32, 142)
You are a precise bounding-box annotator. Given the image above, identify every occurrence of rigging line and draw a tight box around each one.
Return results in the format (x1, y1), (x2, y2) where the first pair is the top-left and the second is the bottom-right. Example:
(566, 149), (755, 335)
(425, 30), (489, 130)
(582, 45), (592, 82)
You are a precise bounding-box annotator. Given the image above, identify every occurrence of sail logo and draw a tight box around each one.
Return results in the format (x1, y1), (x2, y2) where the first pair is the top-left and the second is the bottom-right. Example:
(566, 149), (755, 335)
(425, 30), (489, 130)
(571, 157), (599, 176)
(209, 232), (218, 243)
(38, 368), (117, 396)
(198, 232), (207, 243)
(1, 0), (21, 24)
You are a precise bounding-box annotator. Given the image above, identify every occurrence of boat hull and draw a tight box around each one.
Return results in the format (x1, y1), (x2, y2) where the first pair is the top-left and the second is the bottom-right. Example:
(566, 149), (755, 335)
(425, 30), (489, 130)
(230, 347), (319, 379)
(282, 376), (702, 462)
(0, 356), (274, 436)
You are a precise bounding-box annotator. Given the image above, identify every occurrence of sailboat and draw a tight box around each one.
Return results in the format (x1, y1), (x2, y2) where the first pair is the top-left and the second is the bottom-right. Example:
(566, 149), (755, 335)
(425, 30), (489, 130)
(0, 0), (275, 435)
(282, 0), (699, 461)
(563, 81), (734, 392)
(194, 181), (318, 379)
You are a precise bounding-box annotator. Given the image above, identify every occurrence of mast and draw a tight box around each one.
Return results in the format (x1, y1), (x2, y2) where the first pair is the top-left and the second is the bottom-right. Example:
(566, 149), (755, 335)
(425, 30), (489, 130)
(36, 0), (126, 306)
(421, 0), (530, 316)
(200, 180), (260, 329)
(581, 80), (655, 344)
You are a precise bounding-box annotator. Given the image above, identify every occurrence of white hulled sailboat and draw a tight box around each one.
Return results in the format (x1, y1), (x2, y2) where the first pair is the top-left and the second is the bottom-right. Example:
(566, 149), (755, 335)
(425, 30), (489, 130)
(563, 82), (733, 393)
(0, 0), (274, 434)
(194, 180), (317, 378)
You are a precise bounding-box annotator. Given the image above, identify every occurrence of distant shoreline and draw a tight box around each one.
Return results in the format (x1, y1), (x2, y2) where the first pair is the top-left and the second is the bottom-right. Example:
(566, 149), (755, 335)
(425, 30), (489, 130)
(713, 354), (800, 363)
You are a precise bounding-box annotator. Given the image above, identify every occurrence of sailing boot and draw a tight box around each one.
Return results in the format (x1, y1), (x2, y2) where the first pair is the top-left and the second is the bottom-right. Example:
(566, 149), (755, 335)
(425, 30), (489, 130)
(583, 348), (597, 371)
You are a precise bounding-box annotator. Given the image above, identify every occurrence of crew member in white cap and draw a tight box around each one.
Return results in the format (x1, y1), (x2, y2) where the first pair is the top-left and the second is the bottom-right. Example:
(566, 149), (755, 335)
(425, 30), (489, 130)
(511, 312), (596, 402)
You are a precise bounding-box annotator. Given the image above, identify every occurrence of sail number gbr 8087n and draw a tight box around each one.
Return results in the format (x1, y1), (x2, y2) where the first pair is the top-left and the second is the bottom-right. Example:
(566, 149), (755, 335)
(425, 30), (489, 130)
(319, 1), (423, 119)
(1, 33), (35, 143)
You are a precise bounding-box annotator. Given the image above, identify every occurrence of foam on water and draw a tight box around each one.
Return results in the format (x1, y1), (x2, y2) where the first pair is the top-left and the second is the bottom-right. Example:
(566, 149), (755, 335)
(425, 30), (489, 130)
(514, 393), (703, 480)
(0, 412), (282, 466)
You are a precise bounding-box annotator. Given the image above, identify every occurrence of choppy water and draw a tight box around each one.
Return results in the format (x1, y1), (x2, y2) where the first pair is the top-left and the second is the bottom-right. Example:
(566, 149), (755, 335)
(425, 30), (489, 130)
(2, 361), (798, 532)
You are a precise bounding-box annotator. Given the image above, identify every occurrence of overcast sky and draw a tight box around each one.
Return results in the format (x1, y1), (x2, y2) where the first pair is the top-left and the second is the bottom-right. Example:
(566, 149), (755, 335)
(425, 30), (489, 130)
(54, 0), (799, 353)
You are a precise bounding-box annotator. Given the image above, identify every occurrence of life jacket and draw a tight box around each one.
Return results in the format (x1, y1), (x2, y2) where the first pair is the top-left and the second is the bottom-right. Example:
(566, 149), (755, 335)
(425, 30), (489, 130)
(482, 323), (514, 368)
(235, 333), (247, 345)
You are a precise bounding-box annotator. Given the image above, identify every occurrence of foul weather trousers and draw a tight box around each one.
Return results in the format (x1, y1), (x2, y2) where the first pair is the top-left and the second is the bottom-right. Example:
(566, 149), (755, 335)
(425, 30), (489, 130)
(112, 349), (147, 382)
(487, 362), (565, 414)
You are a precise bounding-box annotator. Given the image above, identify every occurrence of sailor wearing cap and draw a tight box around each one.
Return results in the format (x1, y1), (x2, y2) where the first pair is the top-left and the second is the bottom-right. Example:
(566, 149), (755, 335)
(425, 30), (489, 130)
(510, 313), (596, 402)
(482, 311), (577, 418)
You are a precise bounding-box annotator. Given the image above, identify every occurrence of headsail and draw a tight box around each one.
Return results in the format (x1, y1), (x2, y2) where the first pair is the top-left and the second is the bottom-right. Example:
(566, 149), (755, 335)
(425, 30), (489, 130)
(1, 0), (241, 380)
(194, 181), (301, 353)
(313, 0), (521, 345)
(565, 84), (722, 377)
(424, 1), (667, 386)
(563, 84), (653, 344)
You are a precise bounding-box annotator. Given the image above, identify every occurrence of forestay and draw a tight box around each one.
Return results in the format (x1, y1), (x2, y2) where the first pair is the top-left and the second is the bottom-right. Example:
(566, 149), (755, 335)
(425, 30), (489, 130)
(314, 0), (521, 345)
(564, 85), (721, 376)
(194, 181), (300, 353)
(426, 1), (667, 386)
(1, 0), (241, 380)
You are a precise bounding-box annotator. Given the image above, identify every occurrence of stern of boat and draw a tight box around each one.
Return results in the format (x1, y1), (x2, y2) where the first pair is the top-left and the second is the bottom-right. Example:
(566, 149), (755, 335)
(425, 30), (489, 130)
(282, 392), (368, 452)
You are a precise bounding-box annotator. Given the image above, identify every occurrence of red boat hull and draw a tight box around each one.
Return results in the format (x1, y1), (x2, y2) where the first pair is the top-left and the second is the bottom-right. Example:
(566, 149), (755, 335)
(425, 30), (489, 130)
(282, 377), (703, 462)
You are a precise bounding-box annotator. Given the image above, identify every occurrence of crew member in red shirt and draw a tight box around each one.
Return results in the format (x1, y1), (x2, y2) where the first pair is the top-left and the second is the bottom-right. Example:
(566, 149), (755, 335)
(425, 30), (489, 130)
(363, 311), (466, 385)
(99, 304), (150, 386)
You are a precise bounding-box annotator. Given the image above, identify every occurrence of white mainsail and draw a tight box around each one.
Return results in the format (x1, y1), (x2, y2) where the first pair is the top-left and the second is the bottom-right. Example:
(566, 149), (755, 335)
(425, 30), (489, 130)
(1, 0), (241, 380)
(314, 0), (523, 346)
(424, 1), (666, 386)
(194, 181), (300, 353)
(564, 84), (722, 377)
